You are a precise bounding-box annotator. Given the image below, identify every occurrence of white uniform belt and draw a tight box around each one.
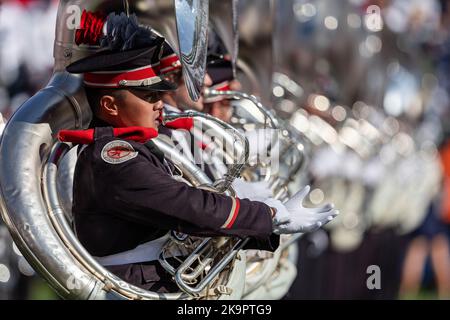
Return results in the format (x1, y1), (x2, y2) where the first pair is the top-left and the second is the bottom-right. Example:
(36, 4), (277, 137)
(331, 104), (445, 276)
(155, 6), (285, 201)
(93, 233), (183, 266)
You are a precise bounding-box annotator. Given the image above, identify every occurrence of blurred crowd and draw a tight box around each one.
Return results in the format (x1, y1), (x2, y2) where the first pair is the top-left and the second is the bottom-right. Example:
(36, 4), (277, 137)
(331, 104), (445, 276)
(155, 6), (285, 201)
(0, 0), (57, 120)
(0, 0), (58, 299)
(283, 0), (450, 300)
(0, 0), (449, 299)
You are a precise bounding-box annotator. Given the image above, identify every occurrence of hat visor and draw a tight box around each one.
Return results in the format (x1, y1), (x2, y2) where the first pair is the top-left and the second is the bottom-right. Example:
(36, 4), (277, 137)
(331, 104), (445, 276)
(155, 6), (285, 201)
(127, 78), (178, 92)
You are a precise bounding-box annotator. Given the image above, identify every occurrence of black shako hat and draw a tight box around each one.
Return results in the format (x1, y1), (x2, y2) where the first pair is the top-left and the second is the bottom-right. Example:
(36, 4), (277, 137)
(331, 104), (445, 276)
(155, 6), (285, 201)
(204, 26), (235, 103)
(206, 26), (234, 87)
(66, 12), (176, 92)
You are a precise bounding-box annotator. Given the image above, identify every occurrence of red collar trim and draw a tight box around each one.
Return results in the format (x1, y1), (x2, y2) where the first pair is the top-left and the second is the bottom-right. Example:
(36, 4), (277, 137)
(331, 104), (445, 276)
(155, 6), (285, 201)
(163, 118), (194, 131)
(58, 127), (158, 144)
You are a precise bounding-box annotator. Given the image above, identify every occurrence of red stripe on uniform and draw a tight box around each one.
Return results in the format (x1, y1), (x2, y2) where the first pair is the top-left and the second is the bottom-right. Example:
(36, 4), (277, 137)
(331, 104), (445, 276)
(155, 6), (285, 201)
(225, 198), (240, 229)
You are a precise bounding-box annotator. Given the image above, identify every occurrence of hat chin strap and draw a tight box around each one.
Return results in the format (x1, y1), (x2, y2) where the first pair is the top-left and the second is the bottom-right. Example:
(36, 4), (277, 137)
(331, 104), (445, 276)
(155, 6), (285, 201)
(83, 65), (163, 88)
(117, 76), (163, 87)
(84, 76), (162, 88)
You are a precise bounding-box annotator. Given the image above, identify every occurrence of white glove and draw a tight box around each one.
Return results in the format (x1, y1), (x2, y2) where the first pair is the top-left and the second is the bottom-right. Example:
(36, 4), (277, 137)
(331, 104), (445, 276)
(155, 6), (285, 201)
(264, 186), (338, 234)
(232, 178), (273, 201)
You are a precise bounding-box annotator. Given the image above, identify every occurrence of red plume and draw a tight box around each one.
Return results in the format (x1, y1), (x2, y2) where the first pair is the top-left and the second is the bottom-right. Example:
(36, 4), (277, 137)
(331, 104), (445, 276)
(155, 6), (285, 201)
(75, 10), (106, 46)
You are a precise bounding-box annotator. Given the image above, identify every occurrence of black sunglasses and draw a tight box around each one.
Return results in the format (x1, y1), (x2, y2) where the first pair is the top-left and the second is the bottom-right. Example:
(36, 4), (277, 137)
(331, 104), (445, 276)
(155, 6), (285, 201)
(130, 90), (162, 103)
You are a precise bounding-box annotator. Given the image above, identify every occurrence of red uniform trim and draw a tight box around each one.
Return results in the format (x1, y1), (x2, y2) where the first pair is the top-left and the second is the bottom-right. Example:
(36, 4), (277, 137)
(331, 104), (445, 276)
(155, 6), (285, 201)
(58, 127), (158, 144)
(223, 197), (241, 229)
(164, 118), (194, 131)
(158, 54), (182, 74)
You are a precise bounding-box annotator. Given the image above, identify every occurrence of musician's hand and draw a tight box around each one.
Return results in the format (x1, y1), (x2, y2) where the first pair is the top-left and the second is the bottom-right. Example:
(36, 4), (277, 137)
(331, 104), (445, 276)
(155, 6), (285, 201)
(264, 186), (338, 234)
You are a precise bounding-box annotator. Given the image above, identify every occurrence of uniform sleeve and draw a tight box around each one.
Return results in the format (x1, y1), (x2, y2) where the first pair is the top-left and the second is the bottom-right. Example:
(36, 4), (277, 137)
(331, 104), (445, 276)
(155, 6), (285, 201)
(95, 144), (276, 242)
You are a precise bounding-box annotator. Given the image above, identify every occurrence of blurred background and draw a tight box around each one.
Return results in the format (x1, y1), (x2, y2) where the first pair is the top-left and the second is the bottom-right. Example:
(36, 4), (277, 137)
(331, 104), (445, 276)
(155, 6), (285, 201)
(0, 0), (449, 299)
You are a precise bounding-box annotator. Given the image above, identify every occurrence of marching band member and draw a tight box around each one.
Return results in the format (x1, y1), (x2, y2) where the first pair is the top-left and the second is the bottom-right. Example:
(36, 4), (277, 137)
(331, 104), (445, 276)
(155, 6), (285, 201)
(58, 13), (338, 293)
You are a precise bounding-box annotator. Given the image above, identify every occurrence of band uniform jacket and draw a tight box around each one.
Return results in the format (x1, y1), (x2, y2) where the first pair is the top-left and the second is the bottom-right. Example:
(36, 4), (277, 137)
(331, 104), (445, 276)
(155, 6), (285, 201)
(69, 124), (279, 292)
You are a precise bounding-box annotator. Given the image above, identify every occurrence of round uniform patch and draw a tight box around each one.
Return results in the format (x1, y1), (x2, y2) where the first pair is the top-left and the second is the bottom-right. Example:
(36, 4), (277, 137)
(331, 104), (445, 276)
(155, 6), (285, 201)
(101, 140), (138, 164)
